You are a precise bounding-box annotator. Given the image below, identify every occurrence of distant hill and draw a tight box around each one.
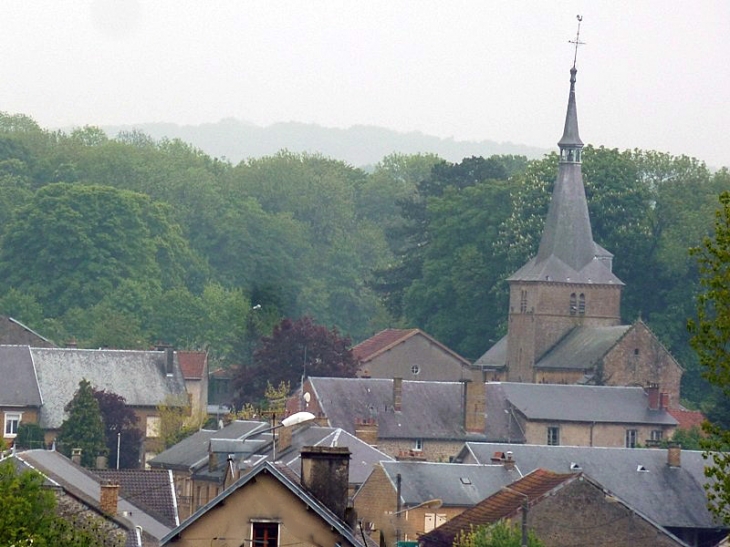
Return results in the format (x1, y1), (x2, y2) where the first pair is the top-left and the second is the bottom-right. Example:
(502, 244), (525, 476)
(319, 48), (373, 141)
(102, 118), (547, 167)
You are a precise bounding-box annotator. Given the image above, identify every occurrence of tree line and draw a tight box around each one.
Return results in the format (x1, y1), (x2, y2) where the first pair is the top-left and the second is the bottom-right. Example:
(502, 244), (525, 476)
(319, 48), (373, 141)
(0, 112), (727, 409)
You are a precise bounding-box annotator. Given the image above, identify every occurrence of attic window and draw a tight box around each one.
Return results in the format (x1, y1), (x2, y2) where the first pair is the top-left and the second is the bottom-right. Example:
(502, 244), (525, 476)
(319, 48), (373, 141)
(570, 462), (582, 471)
(460, 477), (472, 485)
(411, 365), (420, 375)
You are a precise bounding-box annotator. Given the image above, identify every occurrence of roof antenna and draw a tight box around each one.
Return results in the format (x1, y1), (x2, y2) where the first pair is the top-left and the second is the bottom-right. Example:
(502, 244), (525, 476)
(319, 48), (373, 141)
(569, 15), (585, 69)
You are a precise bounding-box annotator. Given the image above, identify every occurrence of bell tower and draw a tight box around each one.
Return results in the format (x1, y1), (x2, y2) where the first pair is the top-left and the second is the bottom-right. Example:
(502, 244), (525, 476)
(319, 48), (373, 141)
(505, 19), (623, 382)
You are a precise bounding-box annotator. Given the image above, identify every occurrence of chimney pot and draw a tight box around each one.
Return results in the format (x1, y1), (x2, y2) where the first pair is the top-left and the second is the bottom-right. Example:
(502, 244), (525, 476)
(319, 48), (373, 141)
(71, 448), (82, 465)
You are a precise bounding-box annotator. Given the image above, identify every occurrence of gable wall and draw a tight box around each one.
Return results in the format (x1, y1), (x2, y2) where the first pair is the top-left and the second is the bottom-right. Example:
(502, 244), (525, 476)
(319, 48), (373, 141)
(358, 335), (470, 382)
(600, 323), (683, 408)
(171, 472), (350, 547)
(523, 477), (683, 546)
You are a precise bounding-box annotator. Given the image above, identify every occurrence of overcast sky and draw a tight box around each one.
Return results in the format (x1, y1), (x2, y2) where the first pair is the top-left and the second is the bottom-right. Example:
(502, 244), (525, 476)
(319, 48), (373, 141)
(2, 1), (728, 168)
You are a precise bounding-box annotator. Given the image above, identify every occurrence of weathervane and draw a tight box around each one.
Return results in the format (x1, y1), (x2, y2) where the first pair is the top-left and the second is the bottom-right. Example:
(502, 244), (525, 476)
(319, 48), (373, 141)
(569, 15), (585, 68)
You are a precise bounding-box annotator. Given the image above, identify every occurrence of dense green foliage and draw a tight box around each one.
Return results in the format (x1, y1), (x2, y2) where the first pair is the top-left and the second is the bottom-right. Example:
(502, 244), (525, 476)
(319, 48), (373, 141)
(688, 191), (730, 524)
(0, 459), (112, 546)
(453, 521), (544, 547)
(0, 112), (725, 405)
(92, 388), (143, 469)
(56, 380), (107, 468)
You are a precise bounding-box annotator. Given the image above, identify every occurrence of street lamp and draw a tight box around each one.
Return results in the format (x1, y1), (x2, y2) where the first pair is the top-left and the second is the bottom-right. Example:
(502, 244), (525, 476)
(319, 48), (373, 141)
(502, 486), (529, 547)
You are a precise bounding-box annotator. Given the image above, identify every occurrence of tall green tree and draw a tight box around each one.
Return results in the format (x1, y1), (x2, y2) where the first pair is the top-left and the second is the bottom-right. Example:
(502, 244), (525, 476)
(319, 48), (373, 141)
(688, 191), (730, 524)
(56, 379), (107, 468)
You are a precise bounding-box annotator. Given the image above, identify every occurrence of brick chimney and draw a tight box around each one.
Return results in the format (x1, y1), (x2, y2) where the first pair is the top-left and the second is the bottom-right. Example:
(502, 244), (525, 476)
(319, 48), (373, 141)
(667, 442), (681, 468)
(463, 380), (486, 433)
(355, 418), (378, 446)
(276, 424), (293, 455)
(393, 377), (403, 412)
(300, 446), (350, 519)
(646, 383), (660, 410)
(100, 482), (120, 515)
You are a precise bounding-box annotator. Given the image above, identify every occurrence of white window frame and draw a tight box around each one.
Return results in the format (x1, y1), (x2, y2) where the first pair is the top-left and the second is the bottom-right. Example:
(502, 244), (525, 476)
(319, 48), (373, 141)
(413, 438), (423, 451)
(626, 429), (638, 448)
(547, 426), (560, 446)
(4, 412), (22, 438)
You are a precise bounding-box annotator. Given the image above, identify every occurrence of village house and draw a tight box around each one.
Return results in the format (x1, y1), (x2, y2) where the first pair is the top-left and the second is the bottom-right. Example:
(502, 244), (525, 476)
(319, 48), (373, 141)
(455, 442), (727, 546)
(160, 448), (365, 547)
(484, 382), (677, 447)
(354, 460), (520, 547)
(419, 468), (689, 547)
(353, 328), (473, 382)
(288, 376), (486, 461)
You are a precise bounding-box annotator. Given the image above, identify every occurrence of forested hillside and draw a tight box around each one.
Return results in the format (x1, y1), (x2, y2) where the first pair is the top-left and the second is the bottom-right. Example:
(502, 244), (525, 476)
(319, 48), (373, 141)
(0, 112), (727, 406)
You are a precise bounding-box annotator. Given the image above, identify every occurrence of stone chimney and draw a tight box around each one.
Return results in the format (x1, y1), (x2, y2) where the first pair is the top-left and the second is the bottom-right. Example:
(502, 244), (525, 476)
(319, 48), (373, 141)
(503, 450), (516, 471)
(463, 380), (486, 433)
(276, 424), (293, 455)
(667, 442), (681, 468)
(354, 418), (378, 446)
(71, 448), (82, 465)
(100, 482), (120, 515)
(96, 455), (108, 469)
(300, 446), (350, 519)
(646, 383), (660, 410)
(393, 377), (403, 412)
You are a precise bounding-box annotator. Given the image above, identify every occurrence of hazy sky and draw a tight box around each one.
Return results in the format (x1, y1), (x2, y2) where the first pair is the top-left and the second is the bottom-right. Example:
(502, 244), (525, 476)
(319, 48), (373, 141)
(2, 1), (728, 167)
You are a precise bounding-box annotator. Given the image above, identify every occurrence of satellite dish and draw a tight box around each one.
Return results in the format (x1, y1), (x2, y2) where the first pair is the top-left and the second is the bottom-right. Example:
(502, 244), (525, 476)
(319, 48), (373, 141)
(303, 392), (311, 403)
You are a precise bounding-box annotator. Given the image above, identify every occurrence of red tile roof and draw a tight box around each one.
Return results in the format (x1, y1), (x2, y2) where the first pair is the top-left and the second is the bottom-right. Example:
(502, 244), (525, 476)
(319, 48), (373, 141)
(421, 469), (578, 547)
(177, 351), (207, 380)
(352, 329), (418, 362)
(668, 408), (706, 431)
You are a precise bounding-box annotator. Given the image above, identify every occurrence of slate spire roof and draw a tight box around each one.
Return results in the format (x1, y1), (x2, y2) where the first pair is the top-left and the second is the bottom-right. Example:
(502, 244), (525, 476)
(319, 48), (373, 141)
(509, 66), (622, 286)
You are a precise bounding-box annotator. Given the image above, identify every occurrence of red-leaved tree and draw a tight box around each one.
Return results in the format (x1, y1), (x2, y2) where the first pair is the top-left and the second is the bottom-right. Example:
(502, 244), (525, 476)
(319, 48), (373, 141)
(92, 388), (144, 469)
(233, 316), (357, 407)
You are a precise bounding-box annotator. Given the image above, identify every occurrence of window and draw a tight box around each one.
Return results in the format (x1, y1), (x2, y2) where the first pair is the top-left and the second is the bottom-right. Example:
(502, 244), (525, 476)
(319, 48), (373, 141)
(424, 513), (447, 533)
(411, 364), (420, 375)
(520, 290), (527, 313)
(252, 522), (279, 547)
(569, 293), (577, 315)
(651, 430), (663, 441)
(626, 429), (638, 448)
(4, 413), (21, 438)
(413, 438), (423, 451)
(578, 293), (586, 315)
(547, 426), (560, 446)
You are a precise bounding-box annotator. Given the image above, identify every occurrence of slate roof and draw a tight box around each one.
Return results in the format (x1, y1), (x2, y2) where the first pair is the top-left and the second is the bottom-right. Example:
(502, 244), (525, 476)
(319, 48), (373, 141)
(372, 461), (520, 507)
(95, 468), (179, 528)
(353, 328), (471, 366)
(27, 347), (188, 429)
(308, 377), (474, 441)
(161, 460), (364, 546)
(487, 382), (677, 426)
(473, 335), (507, 369)
(0, 345), (42, 406)
(148, 421), (266, 471)
(535, 325), (631, 369)
(420, 468), (577, 547)
(18, 449), (173, 540)
(177, 351), (206, 380)
(457, 442), (723, 531)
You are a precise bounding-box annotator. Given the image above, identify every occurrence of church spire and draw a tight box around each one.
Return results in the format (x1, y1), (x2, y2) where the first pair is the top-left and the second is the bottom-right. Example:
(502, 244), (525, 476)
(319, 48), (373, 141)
(508, 17), (622, 285)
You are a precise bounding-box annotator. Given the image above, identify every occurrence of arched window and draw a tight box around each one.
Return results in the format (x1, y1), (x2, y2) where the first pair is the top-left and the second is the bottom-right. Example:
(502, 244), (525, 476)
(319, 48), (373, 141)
(578, 293), (586, 315)
(569, 293), (577, 315)
(520, 290), (527, 313)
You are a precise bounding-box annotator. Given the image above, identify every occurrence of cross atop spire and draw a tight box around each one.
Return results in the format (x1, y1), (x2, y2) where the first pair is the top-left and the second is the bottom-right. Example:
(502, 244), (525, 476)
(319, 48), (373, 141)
(569, 15), (585, 69)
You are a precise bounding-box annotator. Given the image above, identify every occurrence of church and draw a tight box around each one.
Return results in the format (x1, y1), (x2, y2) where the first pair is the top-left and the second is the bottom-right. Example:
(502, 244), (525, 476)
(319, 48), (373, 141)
(473, 61), (683, 407)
